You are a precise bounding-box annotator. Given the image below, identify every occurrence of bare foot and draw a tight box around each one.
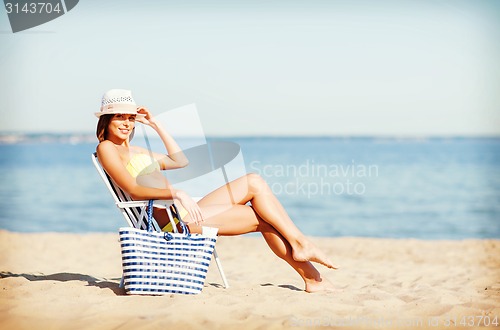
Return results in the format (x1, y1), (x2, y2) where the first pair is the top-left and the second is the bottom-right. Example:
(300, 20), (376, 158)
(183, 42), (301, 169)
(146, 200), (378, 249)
(292, 239), (337, 269)
(305, 276), (337, 293)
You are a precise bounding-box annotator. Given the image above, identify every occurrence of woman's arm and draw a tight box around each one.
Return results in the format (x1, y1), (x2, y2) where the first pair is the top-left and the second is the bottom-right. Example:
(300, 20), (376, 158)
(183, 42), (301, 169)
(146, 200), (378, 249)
(137, 107), (189, 170)
(97, 140), (205, 225)
(96, 141), (177, 201)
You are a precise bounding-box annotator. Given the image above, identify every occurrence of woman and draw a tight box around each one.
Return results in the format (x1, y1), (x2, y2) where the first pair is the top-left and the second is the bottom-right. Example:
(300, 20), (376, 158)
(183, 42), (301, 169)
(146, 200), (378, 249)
(96, 89), (336, 293)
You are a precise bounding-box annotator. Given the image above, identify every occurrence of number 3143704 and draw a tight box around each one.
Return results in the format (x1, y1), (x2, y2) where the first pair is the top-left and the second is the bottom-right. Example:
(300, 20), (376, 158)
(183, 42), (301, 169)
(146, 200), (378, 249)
(443, 315), (498, 327)
(5, 2), (62, 14)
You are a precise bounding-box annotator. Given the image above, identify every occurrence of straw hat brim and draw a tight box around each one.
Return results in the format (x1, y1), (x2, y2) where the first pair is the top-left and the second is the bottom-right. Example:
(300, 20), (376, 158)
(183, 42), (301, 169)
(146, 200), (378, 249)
(95, 104), (146, 118)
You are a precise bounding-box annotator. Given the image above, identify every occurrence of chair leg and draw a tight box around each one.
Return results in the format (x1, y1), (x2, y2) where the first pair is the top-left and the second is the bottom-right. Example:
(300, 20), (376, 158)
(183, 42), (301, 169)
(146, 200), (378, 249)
(213, 248), (229, 289)
(119, 274), (124, 288)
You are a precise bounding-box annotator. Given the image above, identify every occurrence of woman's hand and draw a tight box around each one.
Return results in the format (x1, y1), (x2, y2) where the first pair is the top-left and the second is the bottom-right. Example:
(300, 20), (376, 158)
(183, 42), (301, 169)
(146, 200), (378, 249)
(175, 190), (205, 225)
(136, 106), (157, 126)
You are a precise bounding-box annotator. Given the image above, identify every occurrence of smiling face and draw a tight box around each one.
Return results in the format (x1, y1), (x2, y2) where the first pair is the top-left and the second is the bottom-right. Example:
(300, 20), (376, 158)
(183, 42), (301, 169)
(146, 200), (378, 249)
(96, 113), (137, 143)
(108, 113), (137, 141)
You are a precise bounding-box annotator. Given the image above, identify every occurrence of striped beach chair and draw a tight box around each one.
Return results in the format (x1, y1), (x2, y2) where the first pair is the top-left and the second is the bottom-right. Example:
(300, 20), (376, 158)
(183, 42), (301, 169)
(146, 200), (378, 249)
(91, 152), (229, 289)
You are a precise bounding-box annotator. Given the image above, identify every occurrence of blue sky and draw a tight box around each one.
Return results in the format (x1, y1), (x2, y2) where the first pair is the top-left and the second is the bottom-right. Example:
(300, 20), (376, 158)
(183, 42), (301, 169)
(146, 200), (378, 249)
(0, 0), (499, 136)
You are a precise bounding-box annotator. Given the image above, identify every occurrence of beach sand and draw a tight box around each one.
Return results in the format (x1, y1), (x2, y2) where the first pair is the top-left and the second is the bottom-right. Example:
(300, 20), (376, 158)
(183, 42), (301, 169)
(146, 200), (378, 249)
(0, 230), (499, 329)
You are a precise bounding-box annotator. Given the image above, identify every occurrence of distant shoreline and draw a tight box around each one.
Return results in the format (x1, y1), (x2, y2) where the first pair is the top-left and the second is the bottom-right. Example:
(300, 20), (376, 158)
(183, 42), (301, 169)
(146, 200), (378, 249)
(1, 132), (500, 145)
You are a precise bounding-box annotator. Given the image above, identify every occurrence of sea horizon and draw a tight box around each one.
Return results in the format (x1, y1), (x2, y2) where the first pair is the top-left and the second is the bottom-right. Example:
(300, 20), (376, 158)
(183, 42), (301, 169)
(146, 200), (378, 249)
(1, 131), (500, 145)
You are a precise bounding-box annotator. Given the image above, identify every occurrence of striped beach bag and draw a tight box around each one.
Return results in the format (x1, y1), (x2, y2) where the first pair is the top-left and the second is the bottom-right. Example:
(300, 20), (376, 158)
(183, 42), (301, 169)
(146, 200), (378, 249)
(119, 200), (217, 295)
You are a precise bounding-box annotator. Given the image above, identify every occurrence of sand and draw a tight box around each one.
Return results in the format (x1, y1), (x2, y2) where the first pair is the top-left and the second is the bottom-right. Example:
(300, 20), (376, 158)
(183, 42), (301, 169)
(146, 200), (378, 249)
(0, 230), (499, 330)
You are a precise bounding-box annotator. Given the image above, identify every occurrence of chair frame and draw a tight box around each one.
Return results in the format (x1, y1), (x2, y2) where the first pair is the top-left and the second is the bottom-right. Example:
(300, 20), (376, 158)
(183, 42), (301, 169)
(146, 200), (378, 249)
(92, 152), (229, 289)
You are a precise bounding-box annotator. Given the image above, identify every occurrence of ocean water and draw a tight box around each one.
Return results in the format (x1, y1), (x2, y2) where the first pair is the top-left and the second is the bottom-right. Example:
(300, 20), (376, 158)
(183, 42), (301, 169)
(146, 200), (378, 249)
(0, 137), (499, 239)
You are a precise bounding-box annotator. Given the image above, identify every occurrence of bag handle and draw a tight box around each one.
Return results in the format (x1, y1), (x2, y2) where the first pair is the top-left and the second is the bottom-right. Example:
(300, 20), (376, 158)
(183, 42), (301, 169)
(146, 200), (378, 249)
(147, 199), (191, 239)
(165, 203), (190, 239)
(147, 199), (154, 232)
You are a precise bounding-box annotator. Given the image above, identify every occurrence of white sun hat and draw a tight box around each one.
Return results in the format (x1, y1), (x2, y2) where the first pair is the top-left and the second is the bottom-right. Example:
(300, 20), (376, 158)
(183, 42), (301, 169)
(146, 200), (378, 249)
(95, 89), (145, 118)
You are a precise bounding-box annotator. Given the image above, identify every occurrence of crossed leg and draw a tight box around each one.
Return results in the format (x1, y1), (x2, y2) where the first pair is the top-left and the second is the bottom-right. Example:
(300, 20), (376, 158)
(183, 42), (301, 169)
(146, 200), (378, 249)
(182, 173), (336, 292)
(194, 173), (335, 268)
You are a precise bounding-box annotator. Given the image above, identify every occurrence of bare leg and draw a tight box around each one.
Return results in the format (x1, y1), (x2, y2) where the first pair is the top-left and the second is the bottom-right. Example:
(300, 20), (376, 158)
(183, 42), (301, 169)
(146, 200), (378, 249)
(258, 220), (335, 293)
(187, 203), (334, 292)
(196, 173), (336, 269)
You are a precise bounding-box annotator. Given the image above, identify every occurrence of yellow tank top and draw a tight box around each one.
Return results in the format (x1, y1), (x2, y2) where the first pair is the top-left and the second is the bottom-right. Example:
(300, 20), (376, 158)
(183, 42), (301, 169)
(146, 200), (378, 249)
(125, 154), (160, 178)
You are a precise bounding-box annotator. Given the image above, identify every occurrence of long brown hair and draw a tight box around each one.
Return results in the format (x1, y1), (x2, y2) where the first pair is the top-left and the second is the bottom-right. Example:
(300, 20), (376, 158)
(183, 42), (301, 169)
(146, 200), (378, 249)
(96, 114), (113, 142)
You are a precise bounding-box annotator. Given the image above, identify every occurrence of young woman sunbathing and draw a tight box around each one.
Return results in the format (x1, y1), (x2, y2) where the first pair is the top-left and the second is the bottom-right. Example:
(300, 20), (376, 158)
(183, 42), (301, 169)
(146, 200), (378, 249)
(95, 89), (336, 293)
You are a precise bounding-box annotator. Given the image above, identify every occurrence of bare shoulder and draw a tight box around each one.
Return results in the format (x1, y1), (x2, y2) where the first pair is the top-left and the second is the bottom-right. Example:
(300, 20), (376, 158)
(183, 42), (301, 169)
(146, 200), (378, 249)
(96, 140), (117, 157)
(95, 141), (128, 177)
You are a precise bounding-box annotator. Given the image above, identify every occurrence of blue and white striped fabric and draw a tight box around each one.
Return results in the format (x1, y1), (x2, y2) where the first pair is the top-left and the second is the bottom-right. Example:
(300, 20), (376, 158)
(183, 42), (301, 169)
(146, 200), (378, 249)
(119, 200), (217, 295)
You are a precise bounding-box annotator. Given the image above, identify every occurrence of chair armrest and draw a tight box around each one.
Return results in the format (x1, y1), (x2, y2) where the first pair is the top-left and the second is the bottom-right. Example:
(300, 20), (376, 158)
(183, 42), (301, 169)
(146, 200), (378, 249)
(116, 200), (175, 209)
